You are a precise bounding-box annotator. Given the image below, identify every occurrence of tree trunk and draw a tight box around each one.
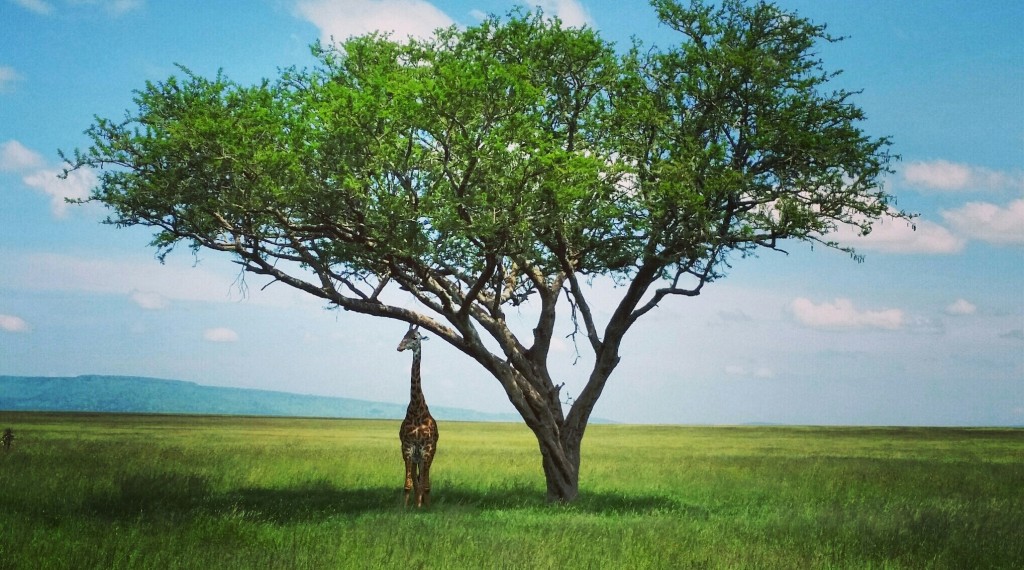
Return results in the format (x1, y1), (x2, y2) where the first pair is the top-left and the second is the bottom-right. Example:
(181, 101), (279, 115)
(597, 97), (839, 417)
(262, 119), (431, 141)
(535, 423), (582, 503)
(533, 335), (623, 502)
(495, 365), (584, 502)
(472, 298), (628, 504)
(499, 343), (621, 503)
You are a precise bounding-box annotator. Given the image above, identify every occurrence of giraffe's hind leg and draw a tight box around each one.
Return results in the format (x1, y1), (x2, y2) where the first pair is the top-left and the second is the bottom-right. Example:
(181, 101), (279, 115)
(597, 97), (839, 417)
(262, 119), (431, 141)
(414, 469), (425, 508)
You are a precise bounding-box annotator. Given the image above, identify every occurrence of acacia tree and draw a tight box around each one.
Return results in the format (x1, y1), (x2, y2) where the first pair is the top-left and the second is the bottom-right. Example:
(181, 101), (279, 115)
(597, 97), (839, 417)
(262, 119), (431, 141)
(65, 0), (903, 502)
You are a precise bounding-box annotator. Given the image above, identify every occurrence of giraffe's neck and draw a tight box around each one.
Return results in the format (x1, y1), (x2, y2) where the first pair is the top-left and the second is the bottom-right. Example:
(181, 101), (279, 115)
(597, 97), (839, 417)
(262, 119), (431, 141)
(408, 348), (428, 413)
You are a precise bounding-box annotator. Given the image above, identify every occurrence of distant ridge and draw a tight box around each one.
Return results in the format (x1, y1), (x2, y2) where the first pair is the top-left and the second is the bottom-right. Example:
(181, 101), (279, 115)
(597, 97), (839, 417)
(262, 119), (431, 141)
(0, 375), (520, 422)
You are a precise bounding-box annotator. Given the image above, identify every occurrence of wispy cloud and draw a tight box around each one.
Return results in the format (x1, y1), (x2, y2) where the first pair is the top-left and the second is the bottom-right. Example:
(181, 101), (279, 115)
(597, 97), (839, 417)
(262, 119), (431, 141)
(21, 167), (96, 218)
(203, 327), (239, 342)
(789, 297), (904, 331)
(903, 160), (1024, 192)
(0, 66), (24, 93)
(819, 164), (1024, 252)
(941, 199), (1024, 246)
(945, 298), (977, 316)
(295, 0), (454, 42)
(0, 314), (29, 333)
(3, 139), (96, 218)
(11, 0), (54, 15)
(0, 140), (45, 171)
(833, 212), (965, 255)
(130, 290), (169, 310)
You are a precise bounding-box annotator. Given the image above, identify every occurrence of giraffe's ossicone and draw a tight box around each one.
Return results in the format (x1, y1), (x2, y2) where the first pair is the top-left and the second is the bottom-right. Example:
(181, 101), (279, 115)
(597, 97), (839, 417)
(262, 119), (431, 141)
(397, 325), (438, 508)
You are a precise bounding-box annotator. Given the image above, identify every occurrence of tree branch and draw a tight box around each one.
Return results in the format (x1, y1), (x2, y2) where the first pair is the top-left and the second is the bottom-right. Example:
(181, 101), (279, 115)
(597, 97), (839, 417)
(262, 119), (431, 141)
(562, 268), (602, 354)
(458, 253), (499, 320)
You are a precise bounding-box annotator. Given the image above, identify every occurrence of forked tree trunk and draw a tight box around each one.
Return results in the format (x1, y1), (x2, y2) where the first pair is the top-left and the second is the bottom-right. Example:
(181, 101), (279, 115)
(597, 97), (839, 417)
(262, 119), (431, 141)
(537, 426), (582, 503)
(540, 336), (624, 502)
(467, 276), (634, 503)
(492, 365), (586, 503)
(509, 362), (616, 503)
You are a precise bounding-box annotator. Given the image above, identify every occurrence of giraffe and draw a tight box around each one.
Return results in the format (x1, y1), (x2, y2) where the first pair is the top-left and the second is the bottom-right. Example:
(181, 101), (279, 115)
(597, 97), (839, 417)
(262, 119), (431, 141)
(397, 324), (439, 508)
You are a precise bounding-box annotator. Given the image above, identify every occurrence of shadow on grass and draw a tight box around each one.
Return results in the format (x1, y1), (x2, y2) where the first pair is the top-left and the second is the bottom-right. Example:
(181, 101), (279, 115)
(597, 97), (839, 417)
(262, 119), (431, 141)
(86, 474), (395, 521)
(221, 481), (399, 521)
(434, 485), (698, 517)
(87, 472), (214, 519)
(82, 474), (698, 522)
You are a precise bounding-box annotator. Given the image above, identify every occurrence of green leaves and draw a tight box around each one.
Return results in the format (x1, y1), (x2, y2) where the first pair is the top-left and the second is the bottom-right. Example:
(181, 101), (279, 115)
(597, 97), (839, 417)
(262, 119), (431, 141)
(66, 0), (900, 309)
(615, 0), (898, 269)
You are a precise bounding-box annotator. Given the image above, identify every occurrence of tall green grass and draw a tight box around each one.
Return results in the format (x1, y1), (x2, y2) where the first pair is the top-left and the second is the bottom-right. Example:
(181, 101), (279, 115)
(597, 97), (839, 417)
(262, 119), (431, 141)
(0, 413), (1020, 568)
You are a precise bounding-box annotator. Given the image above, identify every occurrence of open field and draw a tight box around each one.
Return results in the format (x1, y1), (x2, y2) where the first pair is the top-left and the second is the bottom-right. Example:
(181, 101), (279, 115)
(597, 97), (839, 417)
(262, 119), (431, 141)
(0, 413), (1020, 569)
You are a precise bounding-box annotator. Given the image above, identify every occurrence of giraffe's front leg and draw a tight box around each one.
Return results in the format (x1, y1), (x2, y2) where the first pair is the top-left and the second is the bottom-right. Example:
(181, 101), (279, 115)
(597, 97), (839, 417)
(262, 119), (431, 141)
(403, 452), (415, 508)
(420, 444), (436, 508)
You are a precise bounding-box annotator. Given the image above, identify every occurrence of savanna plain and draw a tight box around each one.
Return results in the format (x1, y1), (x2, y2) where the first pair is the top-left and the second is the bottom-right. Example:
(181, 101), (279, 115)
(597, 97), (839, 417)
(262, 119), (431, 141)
(0, 412), (1020, 569)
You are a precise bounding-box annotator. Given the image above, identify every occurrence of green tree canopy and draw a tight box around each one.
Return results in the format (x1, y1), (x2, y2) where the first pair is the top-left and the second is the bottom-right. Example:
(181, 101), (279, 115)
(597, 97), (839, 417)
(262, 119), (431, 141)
(65, 0), (905, 502)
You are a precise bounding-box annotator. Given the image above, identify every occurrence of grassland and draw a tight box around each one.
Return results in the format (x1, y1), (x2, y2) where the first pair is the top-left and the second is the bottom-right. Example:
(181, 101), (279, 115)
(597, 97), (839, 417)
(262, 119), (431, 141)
(0, 413), (1020, 569)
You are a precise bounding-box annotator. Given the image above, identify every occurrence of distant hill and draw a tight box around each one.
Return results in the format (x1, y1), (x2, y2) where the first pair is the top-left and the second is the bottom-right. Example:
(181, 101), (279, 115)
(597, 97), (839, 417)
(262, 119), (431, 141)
(0, 375), (521, 422)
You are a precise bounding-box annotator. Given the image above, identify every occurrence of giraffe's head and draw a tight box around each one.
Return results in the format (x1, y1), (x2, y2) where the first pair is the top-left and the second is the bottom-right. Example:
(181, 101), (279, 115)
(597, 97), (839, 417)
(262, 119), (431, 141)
(397, 324), (427, 352)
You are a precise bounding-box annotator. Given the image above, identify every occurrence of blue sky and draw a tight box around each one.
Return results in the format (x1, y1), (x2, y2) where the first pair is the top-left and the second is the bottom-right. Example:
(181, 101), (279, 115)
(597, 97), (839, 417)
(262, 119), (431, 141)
(1, 0), (1021, 425)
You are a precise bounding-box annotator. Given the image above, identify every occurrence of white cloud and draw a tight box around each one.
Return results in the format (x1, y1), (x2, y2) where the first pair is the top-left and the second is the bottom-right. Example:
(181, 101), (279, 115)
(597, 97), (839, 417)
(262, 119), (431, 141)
(535, 0), (594, 27)
(295, 0), (454, 42)
(11, 0), (54, 15)
(945, 298), (977, 316)
(941, 199), (1024, 246)
(0, 314), (29, 333)
(130, 290), (169, 310)
(903, 160), (1024, 192)
(21, 167), (96, 218)
(3, 139), (97, 218)
(203, 327), (239, 342)
(832, 213), (965, 254)
(0, 140), (45, 171)
(0, 66), (24, 93)
(2, 140), (93, 218)
(789, 297), (904, 331)
(903, 160), (972, 190)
